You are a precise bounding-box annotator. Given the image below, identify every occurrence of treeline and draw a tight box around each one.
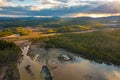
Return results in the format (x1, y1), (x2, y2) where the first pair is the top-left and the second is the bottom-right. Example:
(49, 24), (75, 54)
(14, 27), (32, 35)
(0, 30), (13, 37)
(47, 25), (91, 33)
(0, 27), (32, 37)
(0, 40), (21, 65)
(0, 18), (62, 28)
(46, 30), (120, 66)
(0, 17), (105, 29)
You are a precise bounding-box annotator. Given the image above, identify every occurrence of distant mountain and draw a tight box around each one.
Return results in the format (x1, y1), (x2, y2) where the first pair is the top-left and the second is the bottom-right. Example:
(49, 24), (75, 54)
(0, 16), (119, 28)
(97, 16), (120, 21)
(0, 15), (120, 21)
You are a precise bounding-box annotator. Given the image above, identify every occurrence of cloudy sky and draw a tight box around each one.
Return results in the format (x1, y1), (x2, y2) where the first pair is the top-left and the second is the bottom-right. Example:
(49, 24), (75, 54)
(0, 0), (120, 17)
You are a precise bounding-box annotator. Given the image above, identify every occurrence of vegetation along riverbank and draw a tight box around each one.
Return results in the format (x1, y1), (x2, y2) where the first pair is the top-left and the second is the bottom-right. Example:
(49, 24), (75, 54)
(45, 30), (120, 66)
(0, 40), (21, 80)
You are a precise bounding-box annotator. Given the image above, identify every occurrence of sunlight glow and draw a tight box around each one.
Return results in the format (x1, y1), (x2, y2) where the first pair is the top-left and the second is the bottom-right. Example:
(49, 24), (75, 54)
(73, 13), (120, 18)
(108, 0), (120, 2)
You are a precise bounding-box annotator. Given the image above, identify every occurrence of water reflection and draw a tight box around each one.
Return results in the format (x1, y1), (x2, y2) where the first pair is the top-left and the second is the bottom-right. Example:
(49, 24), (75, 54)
(47, 49), (120, 80)
(18, 45), (42, 80)
(18, 44), (120, 80)
(40, 66), (52, 80)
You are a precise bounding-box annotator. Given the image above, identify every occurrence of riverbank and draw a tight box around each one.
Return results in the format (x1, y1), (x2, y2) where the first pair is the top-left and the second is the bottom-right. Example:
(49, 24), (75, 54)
(28, 42), (120, 80)
(1, 28), (120, 80)
(0, 40), (21, 80)
(45, 29), (120, 66)
(0, 64), (19, 80)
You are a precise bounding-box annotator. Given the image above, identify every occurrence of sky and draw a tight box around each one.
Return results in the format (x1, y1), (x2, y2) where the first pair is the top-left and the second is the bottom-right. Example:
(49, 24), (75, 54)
(0, 0), (120, 18)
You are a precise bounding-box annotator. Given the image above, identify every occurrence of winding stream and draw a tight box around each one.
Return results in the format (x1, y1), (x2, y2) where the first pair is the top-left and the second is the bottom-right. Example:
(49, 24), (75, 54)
(18, 44), (43, 80)
(18, 44), (120, 80)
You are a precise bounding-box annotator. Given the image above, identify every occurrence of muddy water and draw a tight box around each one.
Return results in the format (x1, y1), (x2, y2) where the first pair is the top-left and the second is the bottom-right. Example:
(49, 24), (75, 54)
(48, 49), (120, 80)
(18, 44), (44, 80)
(18, 45), (120, 80)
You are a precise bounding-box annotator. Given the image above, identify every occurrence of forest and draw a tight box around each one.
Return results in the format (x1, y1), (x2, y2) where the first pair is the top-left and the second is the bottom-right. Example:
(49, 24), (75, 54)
(45, 30), (120, 65)
(0, 40), (21, 65)
(0, 17), (107, 28)
(0, 27), (32, 37)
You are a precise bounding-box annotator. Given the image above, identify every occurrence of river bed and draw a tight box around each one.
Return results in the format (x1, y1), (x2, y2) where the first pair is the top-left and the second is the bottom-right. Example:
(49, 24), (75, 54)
(17, 43), (120, 80)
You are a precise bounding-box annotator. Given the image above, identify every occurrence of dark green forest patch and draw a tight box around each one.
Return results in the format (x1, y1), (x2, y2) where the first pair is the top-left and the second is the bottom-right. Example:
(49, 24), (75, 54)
(0, 40), (21, 65)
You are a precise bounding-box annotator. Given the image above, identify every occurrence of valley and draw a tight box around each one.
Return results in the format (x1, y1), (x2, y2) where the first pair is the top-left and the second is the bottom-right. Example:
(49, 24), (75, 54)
(0, 17), (120, 80)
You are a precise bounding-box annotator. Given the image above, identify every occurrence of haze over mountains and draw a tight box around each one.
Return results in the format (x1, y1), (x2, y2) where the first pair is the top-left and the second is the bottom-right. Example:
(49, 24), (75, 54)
(0, 16), (120, 29)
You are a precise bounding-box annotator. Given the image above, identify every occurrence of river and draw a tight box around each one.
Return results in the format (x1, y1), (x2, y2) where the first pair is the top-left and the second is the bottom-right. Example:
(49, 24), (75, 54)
(17, 44), (120, 80)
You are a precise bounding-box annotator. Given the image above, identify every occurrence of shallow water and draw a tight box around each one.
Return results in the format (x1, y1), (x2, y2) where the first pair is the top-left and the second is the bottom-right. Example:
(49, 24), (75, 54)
(18, 45), (120, 80)
(18, 45), (43, 80)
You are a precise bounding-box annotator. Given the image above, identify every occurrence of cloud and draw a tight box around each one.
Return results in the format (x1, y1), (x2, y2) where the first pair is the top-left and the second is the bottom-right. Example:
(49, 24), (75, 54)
(0, 8), (3, 11)
(30, 5), (56, 11)
(67, 13), (120, 18)
(30, 0), (89, 11)
(0, 0), (15, 7)
(0, 14), (29, 17)
(0, 0), (25, 7)
(84, 1), (120, 13)
(19, 0), (24, 1)
(0, 0), (120, 17)
(105, 71), (120, 80)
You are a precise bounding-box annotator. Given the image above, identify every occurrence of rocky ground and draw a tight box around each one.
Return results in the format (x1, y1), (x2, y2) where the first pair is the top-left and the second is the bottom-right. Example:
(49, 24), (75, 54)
(0, 65), (19, 80)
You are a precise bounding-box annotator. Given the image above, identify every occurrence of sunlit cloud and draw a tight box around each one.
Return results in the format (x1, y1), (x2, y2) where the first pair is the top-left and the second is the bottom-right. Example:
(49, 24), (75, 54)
(70, 13), (120, 18)
(30, 4), (56, 11)
(0, 14), (30, 17)
(0, 0), (120, 17)
(30, 0), (90, 11)
(34, 16), (52, 18)
(104, 71), (120, 80)
(0, 0), (15, 7)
